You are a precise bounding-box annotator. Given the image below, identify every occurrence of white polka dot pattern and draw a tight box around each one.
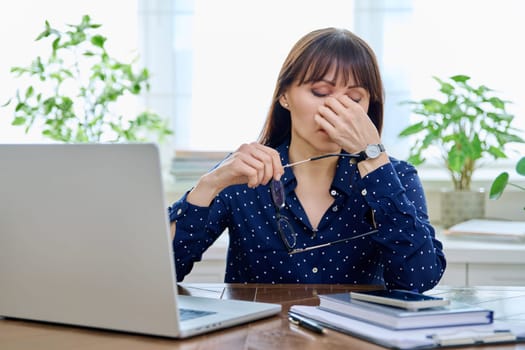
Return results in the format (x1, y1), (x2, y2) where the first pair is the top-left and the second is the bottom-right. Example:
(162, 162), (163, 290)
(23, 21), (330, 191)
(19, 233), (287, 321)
(168, 141), (446, 291)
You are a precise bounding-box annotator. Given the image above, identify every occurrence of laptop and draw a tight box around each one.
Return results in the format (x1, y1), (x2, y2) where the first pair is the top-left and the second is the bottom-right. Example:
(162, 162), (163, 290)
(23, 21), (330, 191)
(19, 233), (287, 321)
(0, 143), (281, 338)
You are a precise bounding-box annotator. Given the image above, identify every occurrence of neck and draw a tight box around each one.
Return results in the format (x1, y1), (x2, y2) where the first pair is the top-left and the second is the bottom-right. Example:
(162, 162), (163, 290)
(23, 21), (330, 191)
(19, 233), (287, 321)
(288, 144), (339, 177)
(288, 136), (340, 165)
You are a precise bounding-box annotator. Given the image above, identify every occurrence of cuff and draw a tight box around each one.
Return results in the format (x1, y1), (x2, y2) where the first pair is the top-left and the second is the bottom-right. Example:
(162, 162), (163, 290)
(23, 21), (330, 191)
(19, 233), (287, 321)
(168, 190), (210, 226)
(357, 163), (405, 202)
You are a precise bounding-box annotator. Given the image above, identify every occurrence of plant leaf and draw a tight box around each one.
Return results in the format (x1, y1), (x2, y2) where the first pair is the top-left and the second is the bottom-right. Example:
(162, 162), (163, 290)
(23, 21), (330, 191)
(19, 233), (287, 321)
(497, 133), (525, 144)
(91, 35), (106, 48)
(470, 134), (483, 159)
(439, 82), (454, 95)
(516, 156), (525, 176)
(488, 97), (505, 109)
(398, 122), (426, 137)
(450, 74), (470, 83)
(448, 147), (465, 172)
(35, 20), (51, 40)
(489, 172), (509, 199)
(12, 116), (26, 126)
(407, 153), (424, 166)
(487, 145), (507, 158)
(25, 86), (34, 99)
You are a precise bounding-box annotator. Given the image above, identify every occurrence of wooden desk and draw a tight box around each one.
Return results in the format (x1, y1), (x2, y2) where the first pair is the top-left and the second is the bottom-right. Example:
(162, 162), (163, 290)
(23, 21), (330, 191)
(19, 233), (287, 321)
(1, 284), (524, 349)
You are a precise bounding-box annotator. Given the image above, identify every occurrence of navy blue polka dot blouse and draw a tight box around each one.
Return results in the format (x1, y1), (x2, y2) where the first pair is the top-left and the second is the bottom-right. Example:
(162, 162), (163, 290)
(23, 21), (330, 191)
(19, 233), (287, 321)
(169, 141), (446, 292)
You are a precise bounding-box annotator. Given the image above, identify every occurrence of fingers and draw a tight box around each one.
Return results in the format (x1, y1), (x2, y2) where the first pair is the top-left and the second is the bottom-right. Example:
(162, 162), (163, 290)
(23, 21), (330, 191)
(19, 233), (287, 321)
(315, 96), (379, 152)
(322, 95), (361, 124)
(314, 97), (351, 146)
(226, 142), (283, 188)
(237, 144), (271, 187)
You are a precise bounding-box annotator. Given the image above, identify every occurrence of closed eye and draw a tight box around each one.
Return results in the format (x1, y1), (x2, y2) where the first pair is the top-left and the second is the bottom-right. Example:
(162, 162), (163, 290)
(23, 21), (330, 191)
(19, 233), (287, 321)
(312, 90), (329, 97)
(348, 93), (362, 103)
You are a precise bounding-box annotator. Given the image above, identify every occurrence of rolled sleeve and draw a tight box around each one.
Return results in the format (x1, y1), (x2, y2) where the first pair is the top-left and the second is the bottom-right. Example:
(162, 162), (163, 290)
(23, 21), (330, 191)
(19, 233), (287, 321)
(169, 190), (209, 229)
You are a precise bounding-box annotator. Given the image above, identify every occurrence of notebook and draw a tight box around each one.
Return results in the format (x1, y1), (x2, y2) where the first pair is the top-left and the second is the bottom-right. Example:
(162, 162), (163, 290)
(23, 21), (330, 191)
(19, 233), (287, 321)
(290, 305), (523, 349)
(0, 143), (281, 338)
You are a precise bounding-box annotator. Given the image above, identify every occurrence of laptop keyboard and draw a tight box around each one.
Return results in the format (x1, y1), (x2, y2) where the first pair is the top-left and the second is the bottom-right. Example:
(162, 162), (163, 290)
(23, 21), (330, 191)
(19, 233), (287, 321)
(179, 308), (217, 321)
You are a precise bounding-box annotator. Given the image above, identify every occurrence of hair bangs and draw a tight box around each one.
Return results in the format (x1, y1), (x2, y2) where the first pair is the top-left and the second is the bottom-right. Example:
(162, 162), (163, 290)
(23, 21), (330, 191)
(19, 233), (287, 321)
(295, 34), (366, 89)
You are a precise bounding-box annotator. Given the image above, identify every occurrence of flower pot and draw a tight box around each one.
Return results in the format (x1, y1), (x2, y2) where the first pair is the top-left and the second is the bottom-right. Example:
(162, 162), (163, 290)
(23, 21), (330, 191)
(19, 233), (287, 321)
(440, 189), (486, 228)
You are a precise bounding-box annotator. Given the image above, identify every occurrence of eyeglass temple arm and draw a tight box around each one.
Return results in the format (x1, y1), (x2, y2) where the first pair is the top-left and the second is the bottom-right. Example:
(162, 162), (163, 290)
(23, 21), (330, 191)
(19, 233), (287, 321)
(288, 229), (378, 255)
(283, 153), (360, 168)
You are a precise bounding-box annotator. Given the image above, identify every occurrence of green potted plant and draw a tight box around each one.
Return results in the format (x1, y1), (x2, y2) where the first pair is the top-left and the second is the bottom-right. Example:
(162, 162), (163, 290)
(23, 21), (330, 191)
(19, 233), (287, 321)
(3, 15), (172, 143)
(398, 75), (524, 227)
(490, 156), (525, 211)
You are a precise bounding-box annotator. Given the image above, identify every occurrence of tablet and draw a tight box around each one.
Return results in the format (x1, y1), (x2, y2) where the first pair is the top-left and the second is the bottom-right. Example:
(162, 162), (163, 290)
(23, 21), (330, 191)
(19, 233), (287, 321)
(349, 289), (450, 310)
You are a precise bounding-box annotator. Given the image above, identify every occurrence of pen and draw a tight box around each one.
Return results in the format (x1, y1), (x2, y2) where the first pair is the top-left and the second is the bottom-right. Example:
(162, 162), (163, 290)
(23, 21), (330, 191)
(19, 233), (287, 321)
(288, 312), (325, 335)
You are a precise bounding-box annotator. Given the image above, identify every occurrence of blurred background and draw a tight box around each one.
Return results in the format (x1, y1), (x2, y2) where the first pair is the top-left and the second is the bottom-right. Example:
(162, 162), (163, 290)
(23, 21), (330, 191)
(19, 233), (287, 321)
(1, 0), (523, 215)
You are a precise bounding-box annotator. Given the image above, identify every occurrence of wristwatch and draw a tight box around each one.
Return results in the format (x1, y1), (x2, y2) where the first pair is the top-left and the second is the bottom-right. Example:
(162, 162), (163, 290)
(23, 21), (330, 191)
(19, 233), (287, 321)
(355, 144), (385, 163)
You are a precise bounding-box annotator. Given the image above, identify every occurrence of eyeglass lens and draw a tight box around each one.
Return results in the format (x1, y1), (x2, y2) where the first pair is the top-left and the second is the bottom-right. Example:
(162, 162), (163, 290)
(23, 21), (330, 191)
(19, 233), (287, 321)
(277, 216), (296, 250)
(270, 179), (285, 209)
(270, 179), (297, 250)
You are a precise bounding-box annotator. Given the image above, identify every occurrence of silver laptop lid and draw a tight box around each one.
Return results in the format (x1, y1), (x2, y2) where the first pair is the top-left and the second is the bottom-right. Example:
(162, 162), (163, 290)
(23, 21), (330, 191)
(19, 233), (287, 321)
(0, 144), (181, 337)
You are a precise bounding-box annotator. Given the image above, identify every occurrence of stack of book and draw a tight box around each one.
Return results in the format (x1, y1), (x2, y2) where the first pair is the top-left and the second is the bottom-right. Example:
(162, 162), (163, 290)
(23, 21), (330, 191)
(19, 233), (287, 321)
(289, 289), (521, 349)
(316, 291), (492, 330)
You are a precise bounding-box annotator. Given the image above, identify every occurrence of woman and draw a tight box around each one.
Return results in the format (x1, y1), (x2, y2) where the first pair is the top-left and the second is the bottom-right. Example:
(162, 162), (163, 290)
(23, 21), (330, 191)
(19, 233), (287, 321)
(168, 28), (446, 291)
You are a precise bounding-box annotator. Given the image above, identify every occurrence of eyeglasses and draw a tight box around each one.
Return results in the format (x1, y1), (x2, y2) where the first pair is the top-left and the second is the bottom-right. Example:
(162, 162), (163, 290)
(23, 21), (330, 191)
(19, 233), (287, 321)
(270, 153), (378, 254)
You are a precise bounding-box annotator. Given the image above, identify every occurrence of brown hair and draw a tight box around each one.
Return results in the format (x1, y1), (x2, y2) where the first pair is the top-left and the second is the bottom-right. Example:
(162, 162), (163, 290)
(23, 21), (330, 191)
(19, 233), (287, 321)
(258, 28), (384, 147)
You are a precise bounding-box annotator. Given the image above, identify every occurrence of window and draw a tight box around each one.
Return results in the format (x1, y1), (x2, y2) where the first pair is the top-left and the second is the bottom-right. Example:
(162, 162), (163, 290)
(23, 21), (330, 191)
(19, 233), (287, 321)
(160, 0), (524, 169)
(0, 0), (139, 143)
(171, 0), (358, 151)
(407, 0), (525, 162)
(3, 1), (523, 178)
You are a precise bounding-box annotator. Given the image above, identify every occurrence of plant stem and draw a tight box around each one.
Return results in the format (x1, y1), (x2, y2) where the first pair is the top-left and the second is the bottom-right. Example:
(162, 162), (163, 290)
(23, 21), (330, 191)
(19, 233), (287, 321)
(508, 183), (525, 191)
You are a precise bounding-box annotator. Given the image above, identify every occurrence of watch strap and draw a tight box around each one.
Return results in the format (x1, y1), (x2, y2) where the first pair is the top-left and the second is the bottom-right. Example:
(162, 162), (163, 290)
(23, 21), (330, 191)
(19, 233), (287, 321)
(354, 144), (385, 164)
(355, 150), (368, 163)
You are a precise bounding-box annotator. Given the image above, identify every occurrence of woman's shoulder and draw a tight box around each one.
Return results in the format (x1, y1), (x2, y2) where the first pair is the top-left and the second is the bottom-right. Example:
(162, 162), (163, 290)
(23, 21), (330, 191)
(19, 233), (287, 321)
(388, 155), (419, 174)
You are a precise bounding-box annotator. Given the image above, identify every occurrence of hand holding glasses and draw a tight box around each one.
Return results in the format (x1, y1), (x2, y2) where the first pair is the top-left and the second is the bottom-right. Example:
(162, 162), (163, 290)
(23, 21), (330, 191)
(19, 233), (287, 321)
(270, 153), (379, 254)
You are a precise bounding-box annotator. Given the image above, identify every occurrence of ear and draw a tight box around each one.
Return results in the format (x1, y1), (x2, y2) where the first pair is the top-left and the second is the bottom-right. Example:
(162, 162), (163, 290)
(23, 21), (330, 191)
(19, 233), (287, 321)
(279, 95), (289, 109)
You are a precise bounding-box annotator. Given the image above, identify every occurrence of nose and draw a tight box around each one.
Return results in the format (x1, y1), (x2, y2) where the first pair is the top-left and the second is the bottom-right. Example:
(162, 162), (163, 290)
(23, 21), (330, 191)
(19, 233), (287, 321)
(324, 93), (346, 105)
(332, 90), (347, 99)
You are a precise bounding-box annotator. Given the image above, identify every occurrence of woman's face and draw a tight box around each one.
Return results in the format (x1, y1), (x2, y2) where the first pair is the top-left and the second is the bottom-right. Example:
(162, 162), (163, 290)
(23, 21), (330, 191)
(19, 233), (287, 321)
(281, 68), (371, 155)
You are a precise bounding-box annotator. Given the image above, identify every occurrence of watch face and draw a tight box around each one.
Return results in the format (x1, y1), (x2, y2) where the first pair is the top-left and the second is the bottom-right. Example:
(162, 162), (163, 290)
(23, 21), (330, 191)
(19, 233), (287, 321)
(365, 144), (381, 158)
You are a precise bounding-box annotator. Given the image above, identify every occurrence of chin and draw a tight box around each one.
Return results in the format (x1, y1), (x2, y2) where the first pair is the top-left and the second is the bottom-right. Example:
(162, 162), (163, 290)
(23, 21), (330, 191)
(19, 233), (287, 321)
(292, 131), (341, 154)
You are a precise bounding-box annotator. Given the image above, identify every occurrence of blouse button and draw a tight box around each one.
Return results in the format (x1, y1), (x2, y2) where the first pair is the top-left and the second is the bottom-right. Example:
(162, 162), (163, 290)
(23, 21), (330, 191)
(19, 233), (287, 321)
(332, 205), (339, 212)
(361, 189), (367, 196)
(312, 267), (318, 273)
(177, 208), (183, 215)
(330, 189), (337, 196)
